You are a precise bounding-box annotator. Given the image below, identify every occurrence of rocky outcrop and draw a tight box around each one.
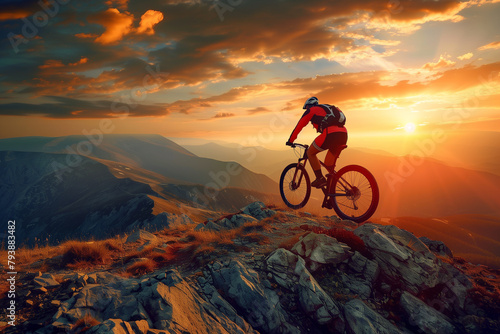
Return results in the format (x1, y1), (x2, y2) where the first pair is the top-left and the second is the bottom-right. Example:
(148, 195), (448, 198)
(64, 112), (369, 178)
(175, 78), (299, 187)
(46, 269), (258, 334)
(207, 260), (297, 333)
(344, 299), (401, 334)
(401, 291), (456, 334)
(7, 203), (499, 334)
(291, 232), (352, 271)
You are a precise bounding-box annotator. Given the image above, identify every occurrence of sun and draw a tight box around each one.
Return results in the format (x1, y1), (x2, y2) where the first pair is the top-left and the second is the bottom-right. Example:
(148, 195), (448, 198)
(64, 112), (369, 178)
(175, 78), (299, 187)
(404, 122), (416, 133)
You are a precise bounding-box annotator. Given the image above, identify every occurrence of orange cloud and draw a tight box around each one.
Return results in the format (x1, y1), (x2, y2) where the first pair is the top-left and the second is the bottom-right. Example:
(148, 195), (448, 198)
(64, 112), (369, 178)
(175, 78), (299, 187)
(479, 41), (500, 50)
(39, 57), (88, 69)
(75, 33), (98, 39)
(137, 10), (164, 35)
(90, 8), (134, 44)
(0, 10), (32, 21)
(39, 60), (65, 69)
(422, 56), (456, 70)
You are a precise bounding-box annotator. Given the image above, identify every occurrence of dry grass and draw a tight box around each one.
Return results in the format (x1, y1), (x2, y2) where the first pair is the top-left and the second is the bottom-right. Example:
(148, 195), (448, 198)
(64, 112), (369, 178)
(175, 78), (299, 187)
(278, 234), (302, 251)
(242, 220), (273, 233)
(71, 314), (100, 333)
(187, 229), (238, 246)
(61, 240), (115, 268)
(126, 258), (156, 276)
(240, 232), (271, 245)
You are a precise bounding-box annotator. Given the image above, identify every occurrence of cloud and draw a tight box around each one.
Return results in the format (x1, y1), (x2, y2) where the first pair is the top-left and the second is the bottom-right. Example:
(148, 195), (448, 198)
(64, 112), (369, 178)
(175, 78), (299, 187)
(213, 112), (235, 119)
(90, 8), (134, 44)
(0, 9), (32, 21)
(422, 56), (456, 70)
(248, 107), (271, 114)
(479, 41), (500, 50)
(137, 10), (164, 35)
(458, 52), (473, 60)
(0, 96), (167, 118)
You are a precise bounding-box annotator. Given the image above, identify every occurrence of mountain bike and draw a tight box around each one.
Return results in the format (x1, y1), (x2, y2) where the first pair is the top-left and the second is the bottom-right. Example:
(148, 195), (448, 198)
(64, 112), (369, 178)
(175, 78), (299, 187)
(279, 143), (379, 223)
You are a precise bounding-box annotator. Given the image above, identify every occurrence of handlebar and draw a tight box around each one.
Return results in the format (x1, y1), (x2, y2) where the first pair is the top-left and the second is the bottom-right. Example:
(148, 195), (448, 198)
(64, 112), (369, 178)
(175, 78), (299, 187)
(287, 142), (308, 149)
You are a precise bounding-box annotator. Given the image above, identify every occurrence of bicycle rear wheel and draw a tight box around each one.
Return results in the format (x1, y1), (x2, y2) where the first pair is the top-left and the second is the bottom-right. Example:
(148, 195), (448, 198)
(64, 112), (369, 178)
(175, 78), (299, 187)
(331, 165), (379, 223)
(280, 163), (311, 209)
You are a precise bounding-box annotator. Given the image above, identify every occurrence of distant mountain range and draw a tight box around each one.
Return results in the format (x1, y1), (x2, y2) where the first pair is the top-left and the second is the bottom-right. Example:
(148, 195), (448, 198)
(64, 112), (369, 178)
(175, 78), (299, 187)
(0, 135), (279, 245)
(183, 139), (500, 218)
(2, 133), (499, 245)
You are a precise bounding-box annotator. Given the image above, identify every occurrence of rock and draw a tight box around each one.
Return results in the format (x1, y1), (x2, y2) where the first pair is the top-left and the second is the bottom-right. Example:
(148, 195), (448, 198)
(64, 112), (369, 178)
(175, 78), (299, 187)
(209, 259), (298, 333)
(291, 232), (352, 271)
(33, 273), (60, 288)
(137, 269), (253, 333)
(344, 299), (401, 334)
(400, 291), (455, 334)
(297, 268), (345, 331)
(355, 224), (442, 294)
(420, 236), (454, 258)
(265, 248), (304, 290)
(63, 272), (88, 288)
(341, 274), (372, 299)
(348, 251), (379, 283)
(241, 201), (276, 220)
(86, 319), (134, 333)
(33, 286), (48, 295)
(126, 230), (157, 244)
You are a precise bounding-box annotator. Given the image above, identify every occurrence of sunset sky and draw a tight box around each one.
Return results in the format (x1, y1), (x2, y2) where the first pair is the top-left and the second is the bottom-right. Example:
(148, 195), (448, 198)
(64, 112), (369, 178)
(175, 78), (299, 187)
(1, 0), (499, 154)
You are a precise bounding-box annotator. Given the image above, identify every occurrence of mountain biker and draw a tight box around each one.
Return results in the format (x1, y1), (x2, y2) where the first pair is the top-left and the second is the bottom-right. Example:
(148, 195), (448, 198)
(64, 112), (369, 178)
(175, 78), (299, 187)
(286, 97), (347, 188)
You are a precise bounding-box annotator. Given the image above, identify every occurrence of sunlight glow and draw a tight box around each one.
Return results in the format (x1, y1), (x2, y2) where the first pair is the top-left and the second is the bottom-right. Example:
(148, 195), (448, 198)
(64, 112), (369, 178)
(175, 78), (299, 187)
(404, 122), (416, 133)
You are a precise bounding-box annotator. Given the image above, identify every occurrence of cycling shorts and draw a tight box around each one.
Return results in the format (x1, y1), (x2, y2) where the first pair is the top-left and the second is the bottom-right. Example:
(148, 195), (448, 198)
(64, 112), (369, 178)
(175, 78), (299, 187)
(313, 128), (348, 152)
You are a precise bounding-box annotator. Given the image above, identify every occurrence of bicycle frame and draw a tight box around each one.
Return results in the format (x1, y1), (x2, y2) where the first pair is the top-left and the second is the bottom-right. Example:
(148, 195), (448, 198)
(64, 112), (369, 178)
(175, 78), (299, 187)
(290, 143), (358, 209)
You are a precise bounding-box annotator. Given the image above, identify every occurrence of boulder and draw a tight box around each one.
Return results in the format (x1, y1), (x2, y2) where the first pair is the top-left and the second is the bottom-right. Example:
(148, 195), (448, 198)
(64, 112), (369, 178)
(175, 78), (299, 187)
(209, 259), (298, 333)
(297, 267), (345, 331)
(344, 299), (401, 334)
(291, 232), (352, 271)
(348, 251), (379, 283)
(400, 291), (455, 334)
(355, 224), (442, 294)
(265, 248), (304, 290)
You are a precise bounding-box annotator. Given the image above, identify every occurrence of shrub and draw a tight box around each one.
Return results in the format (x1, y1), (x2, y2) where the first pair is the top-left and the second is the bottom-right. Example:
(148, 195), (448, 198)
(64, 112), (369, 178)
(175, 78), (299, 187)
(61, 240), (111, 267)
(126, 258), (156, 276)
(300, 225), (370, 258)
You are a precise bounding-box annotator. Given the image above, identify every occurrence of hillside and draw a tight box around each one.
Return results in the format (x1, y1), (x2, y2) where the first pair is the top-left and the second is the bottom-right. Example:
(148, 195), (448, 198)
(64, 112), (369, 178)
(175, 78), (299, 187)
(184, 140), (500, 217)
(1, 202), (499, 333)
(0, 151), (159, 245)
(0, 134), (277, 195)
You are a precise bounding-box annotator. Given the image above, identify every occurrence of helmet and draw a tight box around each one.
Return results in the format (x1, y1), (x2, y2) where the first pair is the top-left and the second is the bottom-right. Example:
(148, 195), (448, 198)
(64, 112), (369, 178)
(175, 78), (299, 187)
(303, 96), (319, 109)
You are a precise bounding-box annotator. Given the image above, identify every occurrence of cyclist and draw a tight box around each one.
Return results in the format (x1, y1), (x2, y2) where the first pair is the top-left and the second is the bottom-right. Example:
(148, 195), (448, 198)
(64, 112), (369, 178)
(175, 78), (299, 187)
(286, 97), (347, 188)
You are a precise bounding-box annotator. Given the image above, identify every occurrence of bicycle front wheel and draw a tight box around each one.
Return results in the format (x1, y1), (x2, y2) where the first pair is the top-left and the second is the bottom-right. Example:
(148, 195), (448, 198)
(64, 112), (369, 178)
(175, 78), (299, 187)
(331, 165), (379, 223)
(279, 163), (311, 209)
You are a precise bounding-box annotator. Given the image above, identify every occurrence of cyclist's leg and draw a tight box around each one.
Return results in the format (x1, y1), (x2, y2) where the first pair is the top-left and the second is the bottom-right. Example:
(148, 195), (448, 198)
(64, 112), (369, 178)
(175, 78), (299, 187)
(309, 133), (327, 187)
(324, 131), (348, 169)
